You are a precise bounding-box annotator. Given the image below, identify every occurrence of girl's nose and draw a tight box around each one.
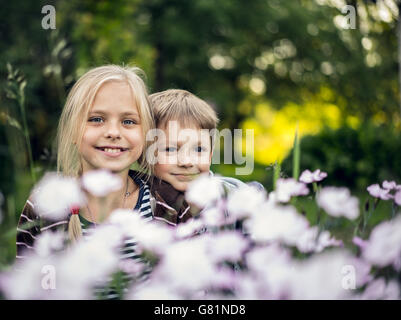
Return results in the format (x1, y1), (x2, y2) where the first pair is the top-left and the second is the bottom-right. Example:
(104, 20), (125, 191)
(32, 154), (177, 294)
(104, 122), (121, 139)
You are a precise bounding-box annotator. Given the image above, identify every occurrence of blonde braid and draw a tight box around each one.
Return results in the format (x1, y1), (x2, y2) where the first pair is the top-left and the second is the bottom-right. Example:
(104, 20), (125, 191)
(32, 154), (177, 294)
(68, 214), (83, 244)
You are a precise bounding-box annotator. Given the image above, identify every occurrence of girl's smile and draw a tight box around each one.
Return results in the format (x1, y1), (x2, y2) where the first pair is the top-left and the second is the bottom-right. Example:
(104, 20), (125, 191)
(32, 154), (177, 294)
(95, 146), (130, 157)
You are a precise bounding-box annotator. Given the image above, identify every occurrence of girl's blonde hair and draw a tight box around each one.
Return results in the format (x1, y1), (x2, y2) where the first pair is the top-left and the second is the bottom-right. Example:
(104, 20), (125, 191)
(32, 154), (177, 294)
(56, 65), (155, 243)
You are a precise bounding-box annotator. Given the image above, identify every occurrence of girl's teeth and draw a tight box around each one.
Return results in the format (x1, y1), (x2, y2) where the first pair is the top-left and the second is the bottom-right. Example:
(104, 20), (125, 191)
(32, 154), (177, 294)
(104, 148), (121, 153)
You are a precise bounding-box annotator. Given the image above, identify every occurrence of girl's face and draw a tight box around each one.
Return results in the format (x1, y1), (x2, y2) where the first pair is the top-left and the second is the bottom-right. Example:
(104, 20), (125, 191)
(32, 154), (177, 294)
(79, 81), (144, 175)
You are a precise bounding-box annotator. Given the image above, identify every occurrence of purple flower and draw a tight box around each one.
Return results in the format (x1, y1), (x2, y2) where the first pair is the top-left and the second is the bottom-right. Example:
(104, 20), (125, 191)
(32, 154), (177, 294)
(299, 169), (328, 184)
(352, 236), (368, 250)
(367, 184), (393, 200)
(382, 180), (397, 190)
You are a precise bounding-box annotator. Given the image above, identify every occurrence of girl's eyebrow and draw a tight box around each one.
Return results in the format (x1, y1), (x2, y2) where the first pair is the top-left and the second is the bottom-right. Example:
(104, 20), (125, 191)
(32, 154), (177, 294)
(89, 109), (140, 117)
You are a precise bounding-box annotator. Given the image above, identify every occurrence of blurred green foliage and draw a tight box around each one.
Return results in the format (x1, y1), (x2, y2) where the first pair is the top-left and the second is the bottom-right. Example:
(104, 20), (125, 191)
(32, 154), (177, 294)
(282, 122), (401, 191)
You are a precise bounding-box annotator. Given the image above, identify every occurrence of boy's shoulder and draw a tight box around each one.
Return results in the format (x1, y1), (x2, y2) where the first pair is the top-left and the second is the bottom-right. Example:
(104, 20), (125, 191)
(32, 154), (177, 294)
(209, 171), (264, 192)
(130, 170), (192, 226)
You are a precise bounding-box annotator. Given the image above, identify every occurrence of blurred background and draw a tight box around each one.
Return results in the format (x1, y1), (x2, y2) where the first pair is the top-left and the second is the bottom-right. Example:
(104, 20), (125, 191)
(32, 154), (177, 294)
(0, 0), (400, 264)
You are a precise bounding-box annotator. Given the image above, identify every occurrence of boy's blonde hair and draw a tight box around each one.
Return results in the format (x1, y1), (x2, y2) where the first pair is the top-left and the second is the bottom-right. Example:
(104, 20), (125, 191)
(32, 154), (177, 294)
(56, 64), (155, 243)
(149, 89), (219, 131)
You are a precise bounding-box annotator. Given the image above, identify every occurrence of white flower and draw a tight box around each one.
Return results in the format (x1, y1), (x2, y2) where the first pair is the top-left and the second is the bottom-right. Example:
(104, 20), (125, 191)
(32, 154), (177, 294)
(299, 169), (328, 184)
(107, 208), (145, 236)
(32, 173), (86, 220)
(185, 174), (223, 208)
(1, 224), (123, 299)
(0, 255), (58, 299)
(243, 203), (310, 246)
(234, 273), (273, 299)
(151, 236), (217, 292)
(245, 244), (295, 299)
(81, 169), (123, 197)
(348, 257), (373, 287)
(226, 184), (267, 220)
(175, 218), (206, 239)
(34, 230), (66, 258)
(362, 215), (401, 267)
(200, 206), (227, 227)
(317, 187), (359, 220)
(314, 230), (343, 252)
(288, 250), (353, 300)
(207, 231), (249, 263)
(108, 209), (174, 255)
(275, 178), (309, 203)
(54, 224), (122, 299)
(359, 278), (400, 300)
(132, 222), (175, 255)
(126, 282), (184, 300)
(296, 227), (343, 253)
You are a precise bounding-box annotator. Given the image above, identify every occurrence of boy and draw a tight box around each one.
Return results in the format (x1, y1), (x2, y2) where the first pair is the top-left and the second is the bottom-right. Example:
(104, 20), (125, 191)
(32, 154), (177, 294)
(148, 89), (261, 225)
(149, 89), (246, 187)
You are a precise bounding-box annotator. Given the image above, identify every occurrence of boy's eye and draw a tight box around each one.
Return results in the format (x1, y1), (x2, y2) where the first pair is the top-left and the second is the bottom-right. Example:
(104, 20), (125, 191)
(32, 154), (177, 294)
(195, 146), (206, 152)
(88, 117), (103, 123)
(165, 147), (177, 152)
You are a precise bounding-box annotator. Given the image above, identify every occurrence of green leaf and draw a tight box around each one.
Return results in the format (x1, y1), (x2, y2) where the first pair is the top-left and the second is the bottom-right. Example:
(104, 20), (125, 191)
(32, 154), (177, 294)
(273, 161), (281, 190)
(3, 112), (22, 130)
(292, 124), (300, 181)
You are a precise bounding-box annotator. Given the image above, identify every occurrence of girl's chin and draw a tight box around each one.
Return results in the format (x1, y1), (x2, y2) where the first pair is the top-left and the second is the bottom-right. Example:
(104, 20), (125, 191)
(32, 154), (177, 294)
(87, 163), (131, 174)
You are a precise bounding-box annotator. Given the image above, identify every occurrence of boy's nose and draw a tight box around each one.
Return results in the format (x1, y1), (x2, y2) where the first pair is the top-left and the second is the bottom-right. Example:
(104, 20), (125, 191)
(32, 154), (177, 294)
(177, 150), (194, 167)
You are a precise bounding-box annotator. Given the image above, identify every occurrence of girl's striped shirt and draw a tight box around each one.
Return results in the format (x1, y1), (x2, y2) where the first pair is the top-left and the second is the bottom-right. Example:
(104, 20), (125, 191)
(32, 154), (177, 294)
(16, 173), (154, 299)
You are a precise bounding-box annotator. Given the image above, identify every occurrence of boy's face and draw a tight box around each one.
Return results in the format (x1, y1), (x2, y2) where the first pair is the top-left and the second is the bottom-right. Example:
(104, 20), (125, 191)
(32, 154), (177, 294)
(154, 121), (212, 192)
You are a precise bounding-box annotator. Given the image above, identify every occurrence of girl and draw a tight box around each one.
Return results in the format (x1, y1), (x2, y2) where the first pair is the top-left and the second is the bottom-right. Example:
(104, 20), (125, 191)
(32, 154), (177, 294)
(16, 65), (191, 260)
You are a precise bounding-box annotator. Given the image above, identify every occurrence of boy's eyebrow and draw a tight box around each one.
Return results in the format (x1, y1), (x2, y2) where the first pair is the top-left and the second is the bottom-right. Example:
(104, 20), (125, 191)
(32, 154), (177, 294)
(165, 137), (209, 147)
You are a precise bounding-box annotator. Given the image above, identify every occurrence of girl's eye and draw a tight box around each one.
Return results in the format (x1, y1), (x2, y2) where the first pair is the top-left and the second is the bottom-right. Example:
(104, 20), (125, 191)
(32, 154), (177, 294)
(88, 117), (103, 123)
(123, 119), (136, 125)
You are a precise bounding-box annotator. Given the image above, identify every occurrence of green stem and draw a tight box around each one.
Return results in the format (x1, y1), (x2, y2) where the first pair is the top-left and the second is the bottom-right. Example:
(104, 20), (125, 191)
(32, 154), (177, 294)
(391, 200), (396, 219)
(18, 80), (36, 183)
(292, 124), (300, 181)
(273, 161), (281, 190)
